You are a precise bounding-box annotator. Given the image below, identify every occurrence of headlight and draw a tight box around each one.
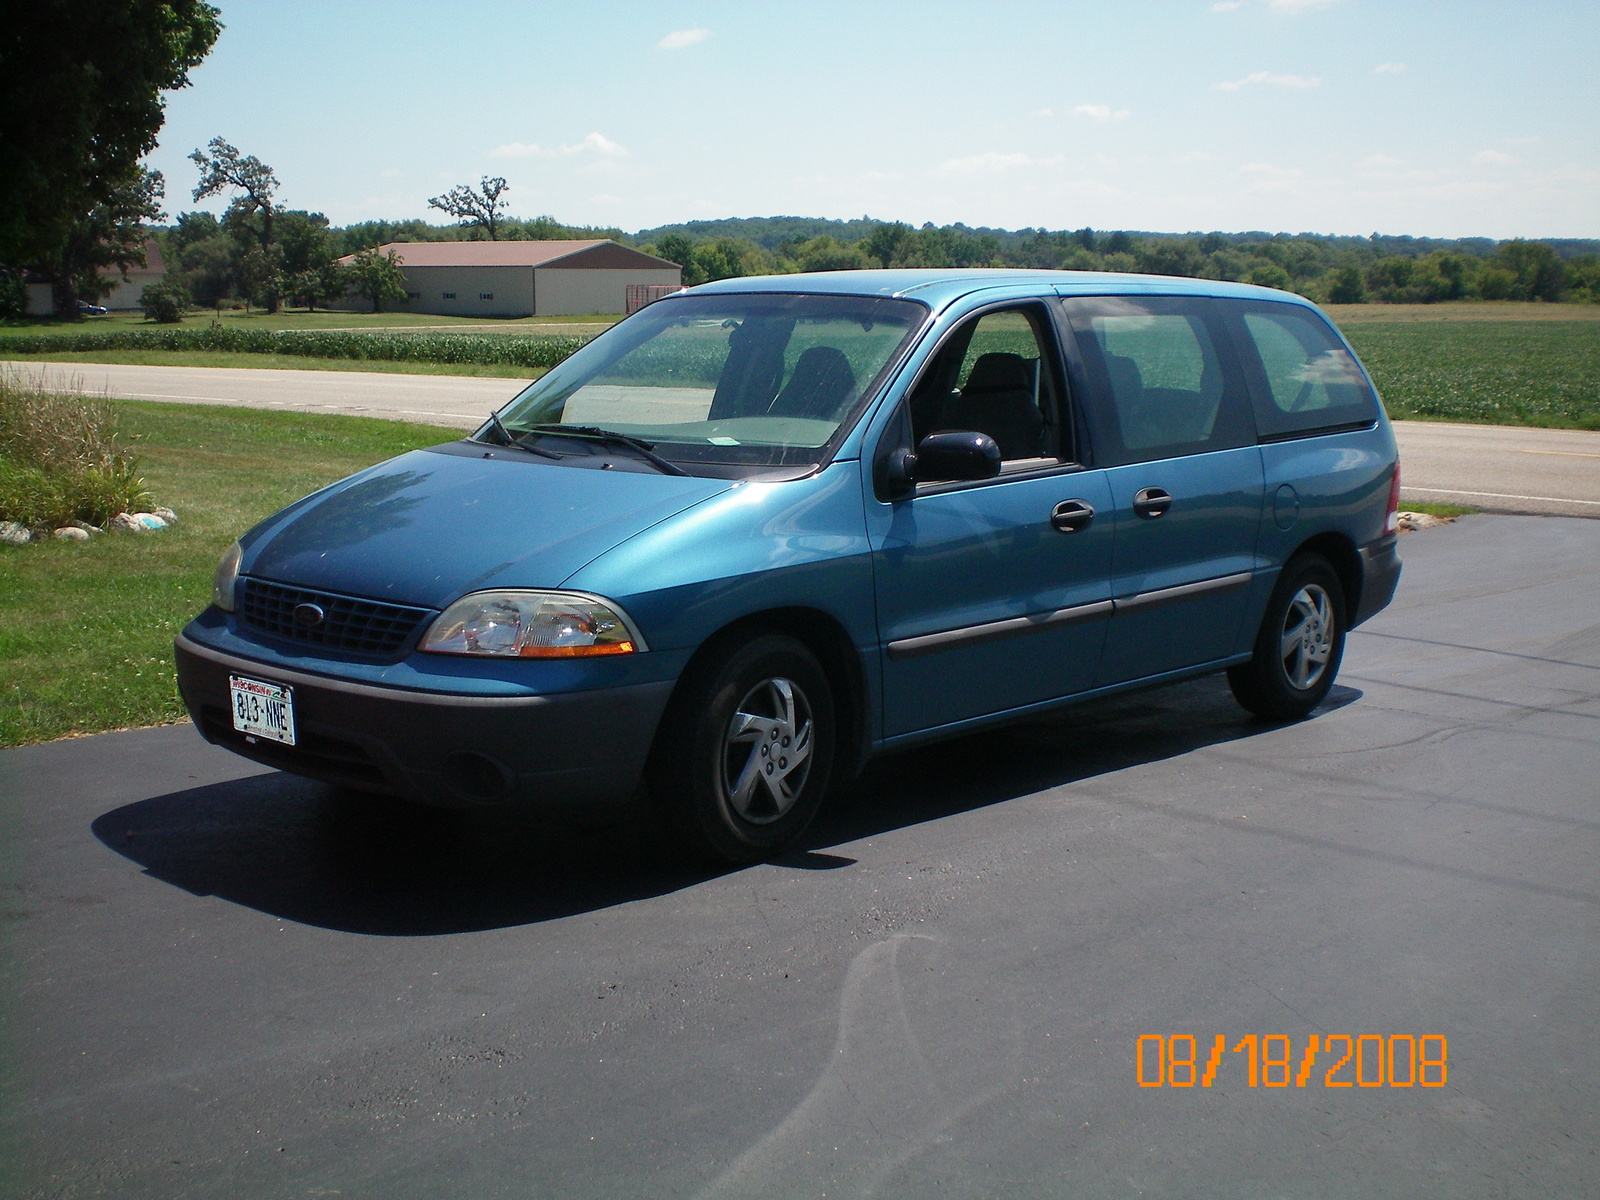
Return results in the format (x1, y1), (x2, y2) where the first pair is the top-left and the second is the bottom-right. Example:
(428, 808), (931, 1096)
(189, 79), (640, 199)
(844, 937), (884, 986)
(212, 541), (242, 611)
(419, 590), (645, 658)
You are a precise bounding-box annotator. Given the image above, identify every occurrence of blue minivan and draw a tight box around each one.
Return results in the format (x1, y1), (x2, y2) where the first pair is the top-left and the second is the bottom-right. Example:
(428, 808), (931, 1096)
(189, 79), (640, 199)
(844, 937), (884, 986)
(175, 270), (1401, 862)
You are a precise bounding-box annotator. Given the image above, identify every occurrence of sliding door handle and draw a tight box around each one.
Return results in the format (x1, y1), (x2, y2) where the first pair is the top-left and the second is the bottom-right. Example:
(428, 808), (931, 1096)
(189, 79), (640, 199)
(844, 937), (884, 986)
(1133, 487), (1172, 519)
(1050, 498), (1096, 533)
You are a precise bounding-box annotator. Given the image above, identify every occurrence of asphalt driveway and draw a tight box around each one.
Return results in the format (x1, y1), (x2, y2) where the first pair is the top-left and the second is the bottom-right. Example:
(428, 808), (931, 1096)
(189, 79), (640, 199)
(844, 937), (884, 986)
(2, 513), (1597, 1198)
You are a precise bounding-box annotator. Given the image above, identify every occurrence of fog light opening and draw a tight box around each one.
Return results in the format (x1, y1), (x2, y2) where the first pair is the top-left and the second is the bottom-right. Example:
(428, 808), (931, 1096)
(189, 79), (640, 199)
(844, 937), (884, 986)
(442, 751), (514, 803)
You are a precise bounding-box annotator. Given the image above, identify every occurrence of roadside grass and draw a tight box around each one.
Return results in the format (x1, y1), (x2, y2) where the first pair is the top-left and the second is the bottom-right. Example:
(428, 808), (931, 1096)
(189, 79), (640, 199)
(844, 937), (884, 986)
(1398, 501), (1479, 518)
(0, 401), (460, 747)
(5, 350), (540, 379)
(1342, 320), (1600, 430)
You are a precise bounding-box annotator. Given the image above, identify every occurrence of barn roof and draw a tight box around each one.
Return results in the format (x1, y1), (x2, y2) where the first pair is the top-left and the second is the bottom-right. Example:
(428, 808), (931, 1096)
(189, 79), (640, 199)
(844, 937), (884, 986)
(337, 240), (678, 270)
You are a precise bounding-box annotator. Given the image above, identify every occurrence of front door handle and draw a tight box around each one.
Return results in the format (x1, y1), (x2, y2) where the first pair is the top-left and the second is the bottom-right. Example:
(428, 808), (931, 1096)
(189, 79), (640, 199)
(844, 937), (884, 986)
(1133, 486), (1172, 519)
(1050, 498), (1096, 533)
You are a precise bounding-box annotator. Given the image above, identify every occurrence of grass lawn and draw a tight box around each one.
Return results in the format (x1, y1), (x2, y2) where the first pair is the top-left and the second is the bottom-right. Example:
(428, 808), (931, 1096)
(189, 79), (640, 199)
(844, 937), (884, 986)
(0, 309), (619, 338)
(6, 349), (540, 379)
(0, 401), (461, 747)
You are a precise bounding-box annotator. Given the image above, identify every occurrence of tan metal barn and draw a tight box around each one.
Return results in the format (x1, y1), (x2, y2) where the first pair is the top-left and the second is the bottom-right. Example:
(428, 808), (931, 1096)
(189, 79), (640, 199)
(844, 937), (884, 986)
(334, 240), (681, 317)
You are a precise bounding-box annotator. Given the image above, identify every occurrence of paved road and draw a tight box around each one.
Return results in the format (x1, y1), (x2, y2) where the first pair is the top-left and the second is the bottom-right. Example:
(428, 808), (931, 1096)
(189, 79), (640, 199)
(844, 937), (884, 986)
(10, 359), (1599, 518)
(3, 514), (1597, 1198)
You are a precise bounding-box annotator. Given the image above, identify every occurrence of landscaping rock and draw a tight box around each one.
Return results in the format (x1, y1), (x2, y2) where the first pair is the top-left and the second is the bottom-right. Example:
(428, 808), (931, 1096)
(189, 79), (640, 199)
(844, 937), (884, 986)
(69, 520), (103, 535)
(53, 526), (91, 541)
(153, 507), (178, 524)
(1396, 511), (1449, 533)
(109, 512), (142, 532)
(0, 521), (31, 546)
(131, 512), (168, 530)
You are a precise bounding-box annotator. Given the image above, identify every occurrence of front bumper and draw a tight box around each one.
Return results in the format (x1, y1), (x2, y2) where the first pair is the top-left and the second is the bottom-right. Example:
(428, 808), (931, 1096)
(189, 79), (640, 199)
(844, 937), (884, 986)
(1352, 532), (1402, 627)
(175, 633), (674, 808)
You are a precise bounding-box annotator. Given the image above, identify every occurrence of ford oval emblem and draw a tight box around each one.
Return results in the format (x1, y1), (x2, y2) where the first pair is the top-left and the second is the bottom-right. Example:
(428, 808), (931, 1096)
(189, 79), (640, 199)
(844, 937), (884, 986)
(292, 602), (325, 629)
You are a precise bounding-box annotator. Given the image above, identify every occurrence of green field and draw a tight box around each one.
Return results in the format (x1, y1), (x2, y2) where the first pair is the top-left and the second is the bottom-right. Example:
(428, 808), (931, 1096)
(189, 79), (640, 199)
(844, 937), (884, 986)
(1341, 319), (1600, 430)
(0, 402), (459, 747)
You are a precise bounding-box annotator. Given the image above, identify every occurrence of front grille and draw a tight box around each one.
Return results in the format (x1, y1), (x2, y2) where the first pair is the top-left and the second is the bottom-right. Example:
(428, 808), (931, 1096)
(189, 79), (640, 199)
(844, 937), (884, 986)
(237, 578), (432, 657)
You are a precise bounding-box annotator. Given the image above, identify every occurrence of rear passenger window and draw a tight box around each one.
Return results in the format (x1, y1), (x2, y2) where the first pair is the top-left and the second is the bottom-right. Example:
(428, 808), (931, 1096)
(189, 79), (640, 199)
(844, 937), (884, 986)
(1062, 296), (1252, 465)
(1234, 304), (1378, 439)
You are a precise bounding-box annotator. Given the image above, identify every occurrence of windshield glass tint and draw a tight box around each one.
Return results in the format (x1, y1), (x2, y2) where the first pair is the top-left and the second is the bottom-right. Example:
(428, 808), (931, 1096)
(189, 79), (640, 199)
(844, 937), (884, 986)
(497, 293), (926, 467)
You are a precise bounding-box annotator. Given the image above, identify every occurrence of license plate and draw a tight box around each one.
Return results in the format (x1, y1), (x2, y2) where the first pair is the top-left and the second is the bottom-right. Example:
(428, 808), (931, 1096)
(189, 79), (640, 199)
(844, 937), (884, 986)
(229, 675), (296, 745)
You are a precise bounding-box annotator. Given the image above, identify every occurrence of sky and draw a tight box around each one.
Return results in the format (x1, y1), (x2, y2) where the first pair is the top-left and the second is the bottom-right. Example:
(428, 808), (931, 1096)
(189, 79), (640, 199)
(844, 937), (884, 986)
(143, 0), (1600, 240)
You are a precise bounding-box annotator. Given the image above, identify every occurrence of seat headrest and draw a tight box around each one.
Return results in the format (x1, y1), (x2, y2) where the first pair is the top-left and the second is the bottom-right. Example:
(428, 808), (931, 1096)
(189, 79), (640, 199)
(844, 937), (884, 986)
(963, 352), (1033, 394)
(770, 346), (855, 419)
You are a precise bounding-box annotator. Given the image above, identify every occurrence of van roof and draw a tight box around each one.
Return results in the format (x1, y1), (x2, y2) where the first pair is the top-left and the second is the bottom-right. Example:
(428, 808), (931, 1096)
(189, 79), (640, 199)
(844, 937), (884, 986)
(687, 268), (1319, 312)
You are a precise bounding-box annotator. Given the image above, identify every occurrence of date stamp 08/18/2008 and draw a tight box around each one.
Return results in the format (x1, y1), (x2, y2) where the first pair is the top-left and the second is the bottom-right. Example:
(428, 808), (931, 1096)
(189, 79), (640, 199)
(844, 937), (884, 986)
(1136, 1035), (1448, 1089)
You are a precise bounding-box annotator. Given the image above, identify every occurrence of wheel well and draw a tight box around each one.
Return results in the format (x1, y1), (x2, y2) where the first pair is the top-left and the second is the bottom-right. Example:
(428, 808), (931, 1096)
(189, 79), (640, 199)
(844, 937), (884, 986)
(1291, 532), (1362, 619)
(669, 608), (871, 781)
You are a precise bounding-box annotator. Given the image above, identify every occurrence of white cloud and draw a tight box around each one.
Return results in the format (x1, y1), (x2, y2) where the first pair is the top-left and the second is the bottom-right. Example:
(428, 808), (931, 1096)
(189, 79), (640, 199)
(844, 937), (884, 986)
(1210, 1), (1245, 10)
(1072, 103), (1131, 122)
(568, 131), (627, 157)
(1358, 154), (1403, 169)
(1268, 0), (1338, 10)
(935, 151), (1062, 176)
(1033, 107), (1055, 118)
(1371, 62), (1407, 74)
(1472, 149), (1514, 166)
(657, 28), (709, 50)
(489, 132), (628, 159)
(1214, 71), (1321, 91)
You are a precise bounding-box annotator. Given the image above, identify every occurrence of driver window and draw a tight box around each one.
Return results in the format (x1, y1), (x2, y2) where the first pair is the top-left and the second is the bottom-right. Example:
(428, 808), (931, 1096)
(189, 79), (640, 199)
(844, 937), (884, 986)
(908, 307), (1065, 463)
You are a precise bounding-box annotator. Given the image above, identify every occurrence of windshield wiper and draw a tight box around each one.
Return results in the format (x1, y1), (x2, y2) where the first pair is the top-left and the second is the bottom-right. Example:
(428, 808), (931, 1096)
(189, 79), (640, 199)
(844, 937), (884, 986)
(474, 409), (563, 460)
(519, 424), (689, 476)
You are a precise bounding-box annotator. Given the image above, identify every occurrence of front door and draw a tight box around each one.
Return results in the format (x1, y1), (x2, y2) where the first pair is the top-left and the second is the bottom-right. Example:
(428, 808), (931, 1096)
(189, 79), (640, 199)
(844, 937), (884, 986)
(1059, 296), (1265, 686)
(868, 303), (1115, 737)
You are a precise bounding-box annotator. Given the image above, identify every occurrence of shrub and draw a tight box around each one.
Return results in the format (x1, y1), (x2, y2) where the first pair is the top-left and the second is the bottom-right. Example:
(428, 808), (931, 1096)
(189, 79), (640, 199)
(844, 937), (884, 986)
(0, 326), (592, 369)
(140, 277), (192, 324)
(0, 368), (152, 529)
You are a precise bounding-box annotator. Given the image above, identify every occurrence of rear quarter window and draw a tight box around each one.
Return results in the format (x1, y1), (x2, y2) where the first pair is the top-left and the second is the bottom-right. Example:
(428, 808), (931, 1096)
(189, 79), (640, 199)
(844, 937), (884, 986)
(1231, 302), (1379, 440)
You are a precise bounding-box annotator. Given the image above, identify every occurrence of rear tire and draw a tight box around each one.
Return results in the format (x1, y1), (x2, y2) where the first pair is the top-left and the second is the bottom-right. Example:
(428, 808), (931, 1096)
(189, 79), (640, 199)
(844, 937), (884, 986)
(1228, 555), (1346, 721)
(648, 634), (836, 864)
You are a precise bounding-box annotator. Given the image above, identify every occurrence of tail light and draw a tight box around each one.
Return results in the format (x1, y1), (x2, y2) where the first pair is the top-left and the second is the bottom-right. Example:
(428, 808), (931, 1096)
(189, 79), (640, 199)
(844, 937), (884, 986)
(1385, 461), (1402, 534)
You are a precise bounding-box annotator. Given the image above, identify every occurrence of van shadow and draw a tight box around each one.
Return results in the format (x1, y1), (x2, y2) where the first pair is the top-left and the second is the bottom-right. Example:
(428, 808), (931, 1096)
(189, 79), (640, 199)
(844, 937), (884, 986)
(93, 676), (1359, 936)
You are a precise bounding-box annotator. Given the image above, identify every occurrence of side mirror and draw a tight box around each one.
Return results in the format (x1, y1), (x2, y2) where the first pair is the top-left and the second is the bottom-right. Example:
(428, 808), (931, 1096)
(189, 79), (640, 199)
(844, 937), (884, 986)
(912, 430), (1002, 483)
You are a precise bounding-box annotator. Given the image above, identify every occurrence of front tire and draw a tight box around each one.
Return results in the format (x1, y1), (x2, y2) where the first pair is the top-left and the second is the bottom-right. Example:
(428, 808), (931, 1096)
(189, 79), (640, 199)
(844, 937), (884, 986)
(1228, 555), (1346, 721)
(649, 634), (836, 864)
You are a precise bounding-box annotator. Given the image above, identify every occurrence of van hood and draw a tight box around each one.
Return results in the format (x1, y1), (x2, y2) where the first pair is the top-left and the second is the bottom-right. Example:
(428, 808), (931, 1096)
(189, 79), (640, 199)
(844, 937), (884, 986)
(238, 445), (733, 610)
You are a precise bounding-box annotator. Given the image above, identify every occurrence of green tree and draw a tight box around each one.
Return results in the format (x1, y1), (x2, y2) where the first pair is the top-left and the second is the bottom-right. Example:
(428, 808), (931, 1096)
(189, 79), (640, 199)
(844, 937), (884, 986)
(862, 222), (912, 268)
(289, 259), (347, 312)
(1326, 265), (1367, 304)
(347, 246), (406, 312)
(427, 176), (510, 240)
(0, 1), (220, 313)
(1248, 263), (1292, 291)
(43, 166), (166, 314)
(652, 233), (695, 269)
(191, 138), (280, 247)
(140, 276), (190, 323)
(794, 236), (871, 273)
(236, 244), (284, 311)
(170, 210), (220, 251)
(176, 233), (238, 307)
(1490, 240), (1565, 301)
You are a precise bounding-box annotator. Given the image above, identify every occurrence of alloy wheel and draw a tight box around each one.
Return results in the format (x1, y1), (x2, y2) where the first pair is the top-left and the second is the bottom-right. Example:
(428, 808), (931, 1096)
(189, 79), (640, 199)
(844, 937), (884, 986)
(722, 676), (814, 824)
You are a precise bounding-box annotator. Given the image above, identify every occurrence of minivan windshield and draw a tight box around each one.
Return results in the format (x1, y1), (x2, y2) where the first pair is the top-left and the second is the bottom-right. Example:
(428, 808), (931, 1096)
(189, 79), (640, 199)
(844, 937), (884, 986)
(494, 293), (927, 471)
